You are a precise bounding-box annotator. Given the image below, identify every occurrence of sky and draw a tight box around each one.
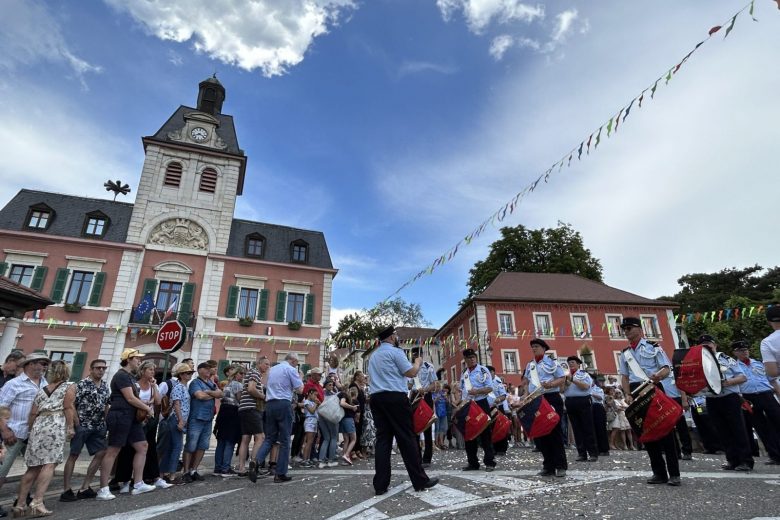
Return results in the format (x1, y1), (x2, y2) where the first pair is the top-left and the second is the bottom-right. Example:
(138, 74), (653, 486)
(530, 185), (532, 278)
(1, 0), (778, 330)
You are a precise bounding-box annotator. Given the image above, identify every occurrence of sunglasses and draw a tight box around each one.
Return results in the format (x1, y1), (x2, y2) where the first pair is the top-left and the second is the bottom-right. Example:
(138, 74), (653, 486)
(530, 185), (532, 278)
(92, 366), (107, 370)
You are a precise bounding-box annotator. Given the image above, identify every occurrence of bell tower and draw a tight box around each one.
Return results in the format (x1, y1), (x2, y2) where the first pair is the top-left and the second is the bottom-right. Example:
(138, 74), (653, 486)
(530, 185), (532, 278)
(197, 74), (226, 115)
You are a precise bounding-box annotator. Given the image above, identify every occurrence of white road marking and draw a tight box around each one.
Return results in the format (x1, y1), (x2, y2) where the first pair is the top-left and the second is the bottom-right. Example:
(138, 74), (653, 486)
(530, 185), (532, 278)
(90, 489), (241, 520)
(324, 482), (410, 520)
(360, 507), (390, 519)
(455, 472), (538, 490)
(405, 483), (478, 507)
(763, 480), (780, 485)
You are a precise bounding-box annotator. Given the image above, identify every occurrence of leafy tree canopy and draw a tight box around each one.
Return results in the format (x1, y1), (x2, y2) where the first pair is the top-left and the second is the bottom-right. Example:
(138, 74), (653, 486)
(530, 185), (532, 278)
(332, 298), (431, 344)
(463, 222), (603, 304)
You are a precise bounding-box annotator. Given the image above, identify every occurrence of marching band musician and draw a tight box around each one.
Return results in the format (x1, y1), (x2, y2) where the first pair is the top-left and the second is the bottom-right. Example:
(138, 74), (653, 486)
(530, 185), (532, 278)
(732, 341), (780, 465)
(523, 339), (568, 477)
(618, 317), (681, 486)
(411, 354), (438, 468)
(698, 335), (753, 472)
(486, 366), (510, 455)
(659, 373), (694, 461)
(563, 356), (598, 462)
(590, 379), (611, 456)
(459, 349), (496, 472)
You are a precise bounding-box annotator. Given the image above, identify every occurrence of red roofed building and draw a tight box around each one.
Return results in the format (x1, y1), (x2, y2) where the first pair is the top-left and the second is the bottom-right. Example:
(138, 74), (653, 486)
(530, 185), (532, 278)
(435, 272), (679, 386)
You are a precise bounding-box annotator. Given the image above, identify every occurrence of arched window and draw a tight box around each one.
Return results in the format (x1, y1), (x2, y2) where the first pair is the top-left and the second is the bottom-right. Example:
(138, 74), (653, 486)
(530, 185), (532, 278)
(199, 168), (218, 193)
(163, 162), (183, 188)
(290, 239), (309, 264)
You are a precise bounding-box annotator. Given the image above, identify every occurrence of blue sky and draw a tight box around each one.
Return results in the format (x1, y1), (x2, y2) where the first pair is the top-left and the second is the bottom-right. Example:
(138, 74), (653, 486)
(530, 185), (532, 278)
(1, 1), (779, 329)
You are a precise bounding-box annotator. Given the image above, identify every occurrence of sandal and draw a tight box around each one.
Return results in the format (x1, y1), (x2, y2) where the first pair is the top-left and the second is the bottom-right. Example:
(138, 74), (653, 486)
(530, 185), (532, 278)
(11, 505), (27, 518)
(341, 455), (353, 466)
(28, 500), (53, 517)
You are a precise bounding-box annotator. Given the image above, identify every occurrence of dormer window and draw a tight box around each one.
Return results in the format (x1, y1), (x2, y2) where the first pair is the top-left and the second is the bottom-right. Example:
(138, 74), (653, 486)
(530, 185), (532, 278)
(25, 203), (54, 231)
(199, 168), (218, 193)
(290, 240), (308, 264)
(164, 162), (183, 188)
(82, 211), (109, 238)
(245, 233), (265, 258)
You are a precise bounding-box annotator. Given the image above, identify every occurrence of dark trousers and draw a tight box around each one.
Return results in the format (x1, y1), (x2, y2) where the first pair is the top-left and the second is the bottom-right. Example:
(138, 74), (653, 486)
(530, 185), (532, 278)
(566, 396), (598, 458)
(290, 411), (305, 459)
(420, 393), (434, 463)
(690, 403), (722, 453)
(742, 411), (761, 457)
(464, 399), (495, 469)
(706, 393), (754, 467)
(536, 393), (567, 471)
(671, 397), (692, 457)
(492, 408), (509, 454)
(743, 391), (780, 462)
(592, 403), (610, 454)
(116, 417), (160, 483)
(630, 382), (679, 479)
(371, 392), (429, 491)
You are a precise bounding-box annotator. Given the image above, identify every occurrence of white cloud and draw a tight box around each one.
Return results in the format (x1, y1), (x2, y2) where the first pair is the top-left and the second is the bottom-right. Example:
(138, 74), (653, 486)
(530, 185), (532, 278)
(329, 307), (363, 332)
(551, 8), (578, 42)
(397, 60), (458, 78)
(0, 0), (101, 88)
(489, 34), (514, 60)
(106, 0), (357, 77)
(437, 0), (545, 33)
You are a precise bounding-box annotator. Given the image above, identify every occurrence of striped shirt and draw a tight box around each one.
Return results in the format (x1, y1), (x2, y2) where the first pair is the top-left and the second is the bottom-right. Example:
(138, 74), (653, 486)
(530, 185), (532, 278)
(0, 373), (47, 439)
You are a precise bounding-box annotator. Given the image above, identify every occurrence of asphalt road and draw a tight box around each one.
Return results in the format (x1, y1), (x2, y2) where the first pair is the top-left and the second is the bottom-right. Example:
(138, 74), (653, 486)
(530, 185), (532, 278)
(5, 446), (779, 520)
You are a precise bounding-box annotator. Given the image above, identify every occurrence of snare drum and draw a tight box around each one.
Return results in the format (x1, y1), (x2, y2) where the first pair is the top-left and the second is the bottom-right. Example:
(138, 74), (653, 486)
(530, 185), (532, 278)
(625, 381), (683, 442)
(412, 398), (436, 435)
(454, 400), (491, 441)
(673, 344), (724, 395)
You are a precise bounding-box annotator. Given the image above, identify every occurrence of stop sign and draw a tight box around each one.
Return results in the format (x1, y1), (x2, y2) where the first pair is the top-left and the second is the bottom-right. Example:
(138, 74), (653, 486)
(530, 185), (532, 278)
(157, 320), (186, 353)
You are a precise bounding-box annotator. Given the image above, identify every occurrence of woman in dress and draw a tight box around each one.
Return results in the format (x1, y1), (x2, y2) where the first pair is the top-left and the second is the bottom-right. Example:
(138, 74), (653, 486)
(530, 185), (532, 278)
(14, 360), (75, 517)
(348, 371), (367, 460)
(610, 390), (633, 450)
(213, 364), (244, 476)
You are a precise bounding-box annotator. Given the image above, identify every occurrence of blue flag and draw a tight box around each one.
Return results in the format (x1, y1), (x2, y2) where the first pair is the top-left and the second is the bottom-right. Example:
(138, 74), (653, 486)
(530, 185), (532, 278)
(132, 292), (155, 322)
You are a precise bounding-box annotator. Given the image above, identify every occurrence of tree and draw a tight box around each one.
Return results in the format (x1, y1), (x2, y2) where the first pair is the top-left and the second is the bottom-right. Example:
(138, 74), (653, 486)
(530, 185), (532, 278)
(331, 297), (431, 345)
(463, 222), (603, 303)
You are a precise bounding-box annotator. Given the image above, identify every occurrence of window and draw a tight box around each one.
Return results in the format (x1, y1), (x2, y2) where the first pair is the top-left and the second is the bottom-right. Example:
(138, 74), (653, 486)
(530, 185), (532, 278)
(25, 204), (54, 230)
(8, 265), (34, 287)
(450, 366), (456, 384)
(290, 240), (308, 263)
(533, 312), (553, 337)
(498, 312), (514, 336)
(469, 316), (476, 337)
(502, 350), (519, 374)
(245, 233), (265, 258)
(237, 288), (259, 319)
(164, 162), (183, 187)
(286, 292), (305, 322)
(460, 360), (466, 375)
(199, 168), (218, 193)
(641, 315), (661, 339)
(82, 211), (109, 238)
(65, 271), (94, 305)
(49, 351), (75, 364)
(156, 281), (183, 314)
(605, 314), (625, 339)
(571, 314), (590, 339)
(457, 325), (465, 342)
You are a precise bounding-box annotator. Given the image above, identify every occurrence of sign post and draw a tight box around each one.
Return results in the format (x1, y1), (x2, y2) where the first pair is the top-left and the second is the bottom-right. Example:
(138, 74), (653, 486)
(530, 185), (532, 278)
(157, 320), (186, 381)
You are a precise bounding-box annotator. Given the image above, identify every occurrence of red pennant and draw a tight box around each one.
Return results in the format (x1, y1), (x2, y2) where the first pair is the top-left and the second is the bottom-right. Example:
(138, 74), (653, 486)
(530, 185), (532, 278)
(709, 25), (722, 35)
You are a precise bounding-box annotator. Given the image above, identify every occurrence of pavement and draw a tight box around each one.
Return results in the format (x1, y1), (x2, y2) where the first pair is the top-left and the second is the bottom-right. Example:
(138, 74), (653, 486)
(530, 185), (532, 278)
(0, 443), (778, 520)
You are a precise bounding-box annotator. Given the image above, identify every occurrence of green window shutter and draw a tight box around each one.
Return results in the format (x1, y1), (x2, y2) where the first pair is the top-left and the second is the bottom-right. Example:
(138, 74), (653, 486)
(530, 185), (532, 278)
(256, 289), (269, 321)
(177, 282), (196, 322)
(50, 268), (70, 303)
(87, 271), (106, 306)
(275, 291), (287, 322)
(300, 363), (311, 377)
(225, 285), (239, 318)
(30, 266), (48, 292)
(217, 359), (230, 382)
(0, 262), (8, 277)
(69, 352), (87, 383)
(141, 278), (158, 299)
(304, 293), (315, 325)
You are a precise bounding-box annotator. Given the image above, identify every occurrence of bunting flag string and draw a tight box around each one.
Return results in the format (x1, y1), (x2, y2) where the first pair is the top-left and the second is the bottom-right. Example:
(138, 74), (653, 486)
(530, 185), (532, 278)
(670, 304), (772, 325)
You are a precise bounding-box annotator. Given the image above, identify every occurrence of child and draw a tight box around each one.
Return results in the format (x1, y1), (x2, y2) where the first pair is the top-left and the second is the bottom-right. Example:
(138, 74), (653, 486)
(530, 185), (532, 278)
(300, 389), (320, 466)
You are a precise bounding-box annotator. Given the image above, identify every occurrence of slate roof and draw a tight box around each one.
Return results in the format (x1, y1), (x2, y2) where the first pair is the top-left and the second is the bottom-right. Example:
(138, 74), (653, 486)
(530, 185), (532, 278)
(475, 272), (675, 307)
(146, 106), (244, 157)
(226, 219), (333, 270)
(0, 189), (133, 243)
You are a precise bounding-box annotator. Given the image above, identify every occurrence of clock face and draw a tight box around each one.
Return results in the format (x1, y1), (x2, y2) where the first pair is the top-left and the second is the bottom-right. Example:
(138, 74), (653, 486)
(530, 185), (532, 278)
(190, 127), (208, 142)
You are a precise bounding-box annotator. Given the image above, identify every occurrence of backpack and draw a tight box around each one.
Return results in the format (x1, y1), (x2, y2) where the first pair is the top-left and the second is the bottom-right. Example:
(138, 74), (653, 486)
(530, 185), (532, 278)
(160, 378), (176, 418)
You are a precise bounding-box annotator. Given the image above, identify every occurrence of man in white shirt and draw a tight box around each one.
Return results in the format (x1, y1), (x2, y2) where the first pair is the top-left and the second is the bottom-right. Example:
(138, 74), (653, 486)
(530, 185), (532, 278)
(760, 306), (780, 379)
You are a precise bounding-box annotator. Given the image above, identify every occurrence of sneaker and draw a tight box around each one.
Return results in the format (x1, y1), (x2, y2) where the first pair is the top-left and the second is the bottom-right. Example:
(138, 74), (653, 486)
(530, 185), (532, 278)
(249, 461), (258, 483)
(60, 489), (77, 502)
(221, 469), (238, 478)
(131, 482), (156, 495)
(192, 472), (205, 481)
(327, 461), (339, 468)
(318, 462), (327, 469)
(154, 478), (173, 489)
(293, 456), (303, 463)
(555, 469), (567, 478)
(95, 488), (115, 501)
(119, 482), (131, 494)
(77, 487), (97, 499)
(181, 472), (193, 484)
(273, 474), (292, 483)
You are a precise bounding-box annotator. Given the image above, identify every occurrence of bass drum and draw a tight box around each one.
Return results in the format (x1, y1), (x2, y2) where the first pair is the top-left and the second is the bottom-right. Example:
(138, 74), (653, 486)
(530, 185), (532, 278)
(673, 344), (724, 395)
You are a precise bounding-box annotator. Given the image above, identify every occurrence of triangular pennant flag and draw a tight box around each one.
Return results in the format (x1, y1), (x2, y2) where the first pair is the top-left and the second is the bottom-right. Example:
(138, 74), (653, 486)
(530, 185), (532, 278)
(615, 108), (624, 132)
(577, 141), (584, 159)
(638, 90), (646, 108)
(606, 117), (613, 137)
(594, 126), (602, 149)
(650, 79), (659, 98)
(623, 98), (635, 122)
(749, 0), (757, 20)
(709, 25), (722, 35)
(724, 14), (738, 38)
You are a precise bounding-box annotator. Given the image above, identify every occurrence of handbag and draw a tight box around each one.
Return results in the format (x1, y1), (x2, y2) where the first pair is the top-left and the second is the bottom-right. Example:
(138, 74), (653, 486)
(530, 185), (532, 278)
(317, 394), (344, 424)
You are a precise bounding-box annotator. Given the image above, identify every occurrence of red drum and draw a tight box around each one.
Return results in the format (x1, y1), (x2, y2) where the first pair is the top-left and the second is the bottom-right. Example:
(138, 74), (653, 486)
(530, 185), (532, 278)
(491, 411), (511, 443)
(625, 381), (683, 443)
(454, 401), (491, 441)
(517, 395), (560, 439)
(673, 344), (724, 395)
(412, 398), (436, 435)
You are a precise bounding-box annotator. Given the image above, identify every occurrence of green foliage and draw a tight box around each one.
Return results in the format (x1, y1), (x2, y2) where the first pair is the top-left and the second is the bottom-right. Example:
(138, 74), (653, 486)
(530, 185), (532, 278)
(463, 222), (603, 304)
(332, 298), (431, 345)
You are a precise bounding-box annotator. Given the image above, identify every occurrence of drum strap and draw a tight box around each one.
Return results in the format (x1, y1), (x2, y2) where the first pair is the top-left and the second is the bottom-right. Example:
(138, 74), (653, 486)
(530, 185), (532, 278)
(623, 348), (650, 382)
(529, 362), (542, 388)
(413, 376), (423, 391)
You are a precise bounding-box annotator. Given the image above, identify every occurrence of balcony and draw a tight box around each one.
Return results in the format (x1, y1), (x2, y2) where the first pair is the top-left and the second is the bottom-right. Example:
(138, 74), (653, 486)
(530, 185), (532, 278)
(129, 307), (196, 329)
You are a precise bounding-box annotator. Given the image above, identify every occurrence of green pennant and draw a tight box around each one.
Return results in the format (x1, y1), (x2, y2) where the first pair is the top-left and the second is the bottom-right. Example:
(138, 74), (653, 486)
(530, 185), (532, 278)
(665, 68), (673, 85)
(724, 13), (738, 38)
(594, 126), (602, 148)
(606, 117), (613, 137)
(650, 79), (659, 99)
(749, 0), (757, 21)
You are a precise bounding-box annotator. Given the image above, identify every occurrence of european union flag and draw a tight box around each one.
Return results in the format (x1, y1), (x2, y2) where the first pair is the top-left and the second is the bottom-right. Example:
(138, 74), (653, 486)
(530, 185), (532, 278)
(132, 292), (155, 322)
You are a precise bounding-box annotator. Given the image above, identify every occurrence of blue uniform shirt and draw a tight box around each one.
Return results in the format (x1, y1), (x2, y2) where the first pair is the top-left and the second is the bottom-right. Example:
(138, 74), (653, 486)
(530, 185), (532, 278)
(265, 361), (303, 401)
(618, 339), (671, 384)
(708, 352), (741, 398)
(524, 356), (565, 394)
(487, 375), (508, 410)
(590, 385), (605, 404)
(460, 363), (492, 402)
(737, 358), (773, 394)
(661, 374), (681, 398)
(418, 361), (438, 390)
(564, 369), (593, 398)
(368, 342), (413, 394)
